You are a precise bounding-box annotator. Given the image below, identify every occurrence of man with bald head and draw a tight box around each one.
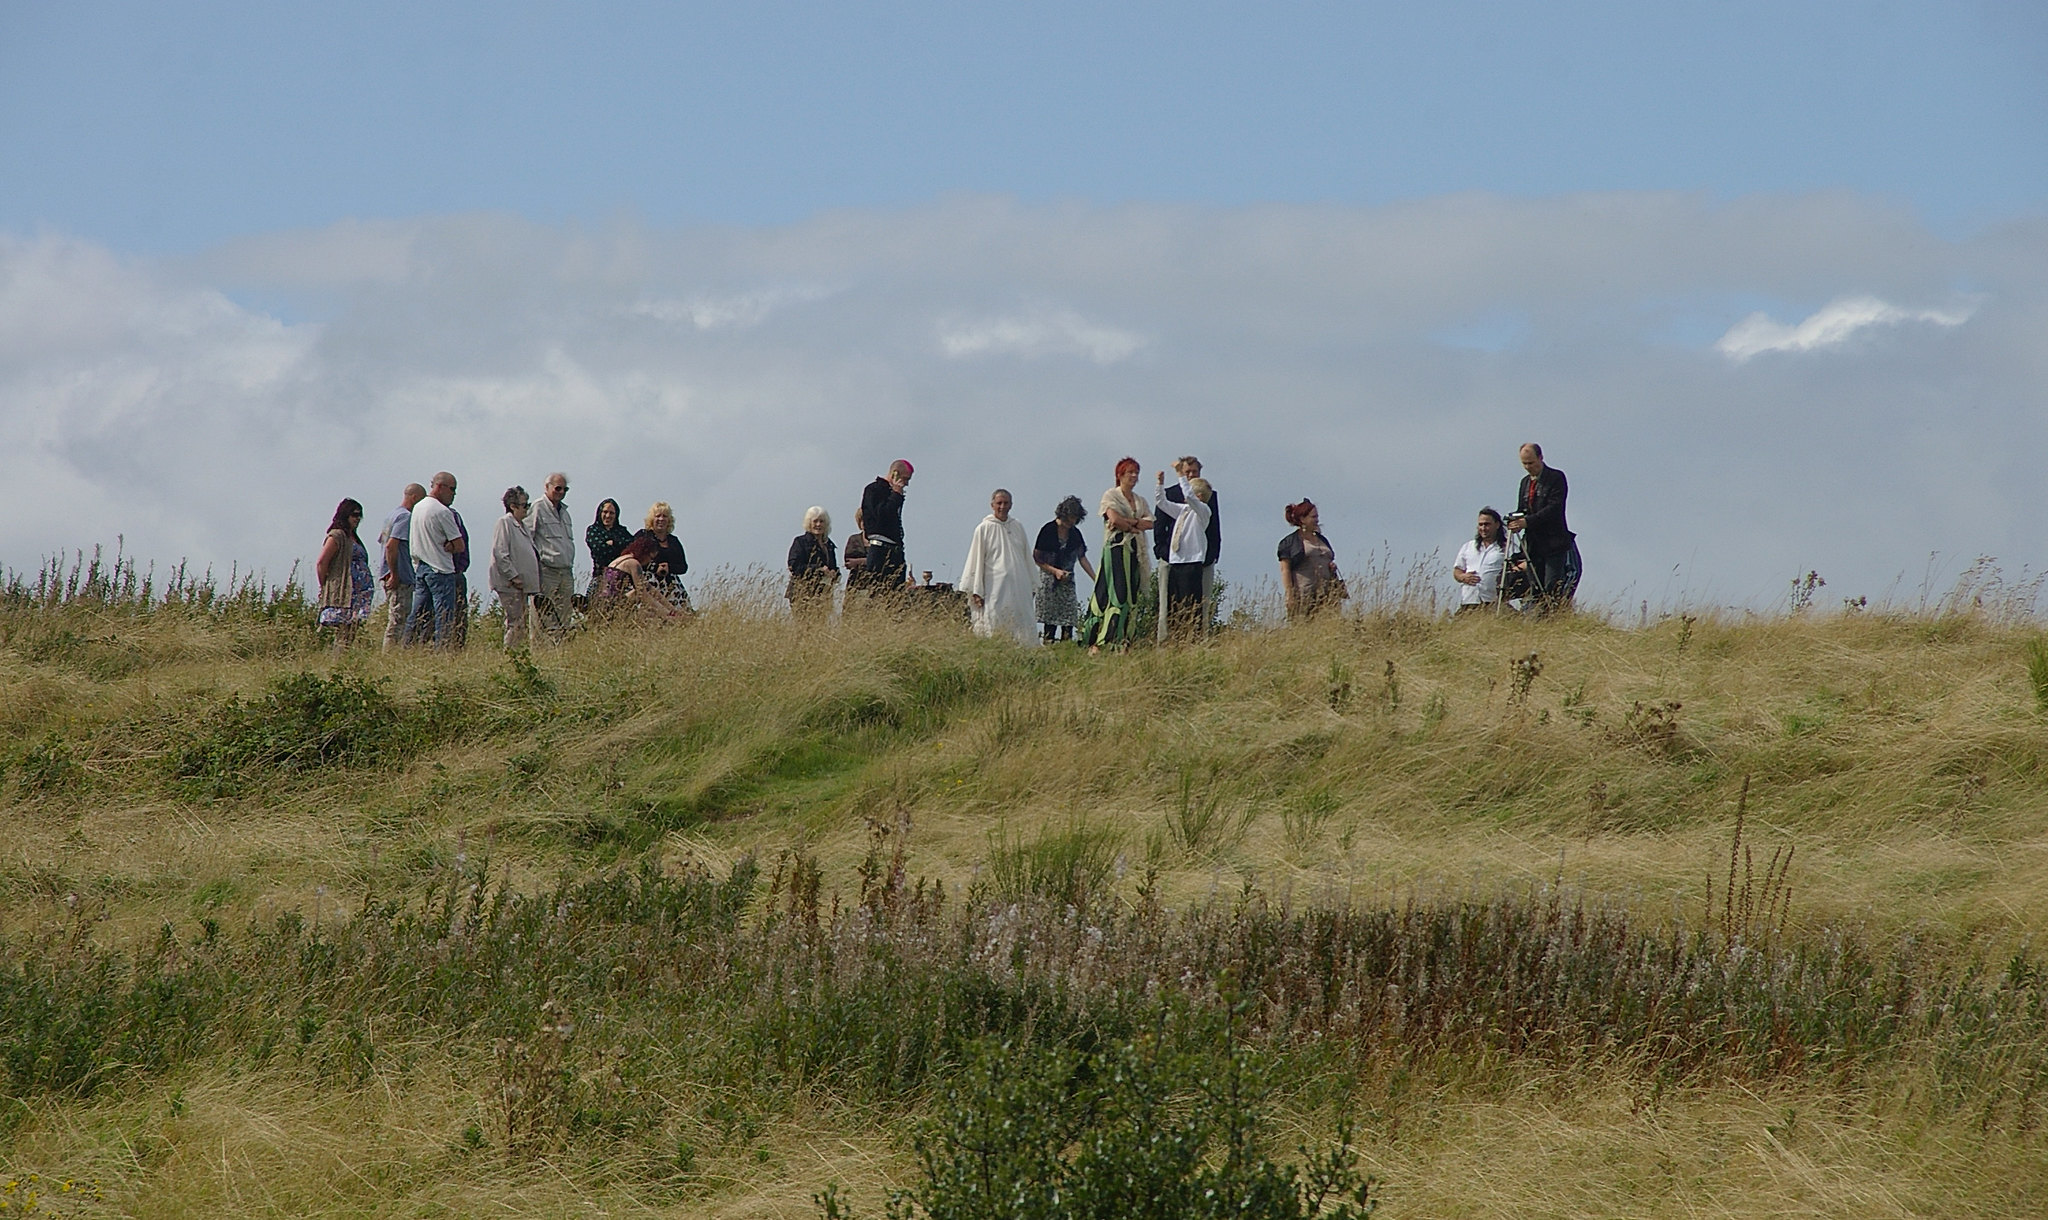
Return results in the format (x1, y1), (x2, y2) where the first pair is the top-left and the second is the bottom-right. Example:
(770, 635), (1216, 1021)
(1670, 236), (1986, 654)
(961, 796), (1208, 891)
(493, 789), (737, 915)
(406, 471), (469, 649)
(1506, 442), (1579, 613)
(377, 482), (426, 650)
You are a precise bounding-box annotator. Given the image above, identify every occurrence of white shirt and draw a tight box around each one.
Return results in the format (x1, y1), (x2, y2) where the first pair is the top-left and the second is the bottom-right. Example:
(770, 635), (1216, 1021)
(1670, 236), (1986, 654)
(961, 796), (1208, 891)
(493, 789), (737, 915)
(410, 495), (463, 575)
(529, 497), (576, 571)
(1157, 491), (1211, 565)
(1454, 539), (1506, 605)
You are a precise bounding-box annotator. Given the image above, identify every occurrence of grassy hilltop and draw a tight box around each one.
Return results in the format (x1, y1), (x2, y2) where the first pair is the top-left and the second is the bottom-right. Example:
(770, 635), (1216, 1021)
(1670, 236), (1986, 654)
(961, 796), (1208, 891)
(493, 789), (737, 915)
(6, 551), (2048, 1217)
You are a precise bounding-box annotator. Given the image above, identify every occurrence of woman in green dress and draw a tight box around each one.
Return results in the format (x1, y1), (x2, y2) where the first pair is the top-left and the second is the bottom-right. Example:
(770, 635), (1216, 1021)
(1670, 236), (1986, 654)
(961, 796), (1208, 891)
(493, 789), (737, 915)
(1078, 457), (1153, 653)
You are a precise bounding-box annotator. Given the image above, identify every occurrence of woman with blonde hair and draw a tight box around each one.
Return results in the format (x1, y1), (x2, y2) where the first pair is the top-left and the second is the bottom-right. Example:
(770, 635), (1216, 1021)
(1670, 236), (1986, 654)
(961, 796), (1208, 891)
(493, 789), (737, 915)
(786, 506), (840, 622)
(1078, 458), (1153, 652)
(315, 498), (373, 650)
(634, 501), (691, 612)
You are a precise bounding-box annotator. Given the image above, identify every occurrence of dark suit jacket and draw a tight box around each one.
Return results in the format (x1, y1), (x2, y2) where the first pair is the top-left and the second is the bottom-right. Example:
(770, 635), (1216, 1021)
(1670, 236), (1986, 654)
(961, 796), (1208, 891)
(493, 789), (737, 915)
(1515, 467), (1574, 557)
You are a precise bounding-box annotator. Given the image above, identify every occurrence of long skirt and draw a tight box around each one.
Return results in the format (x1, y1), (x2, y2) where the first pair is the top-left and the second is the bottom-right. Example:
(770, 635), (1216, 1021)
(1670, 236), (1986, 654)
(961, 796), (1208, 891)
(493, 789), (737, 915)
(1079, 539), (1143, 649)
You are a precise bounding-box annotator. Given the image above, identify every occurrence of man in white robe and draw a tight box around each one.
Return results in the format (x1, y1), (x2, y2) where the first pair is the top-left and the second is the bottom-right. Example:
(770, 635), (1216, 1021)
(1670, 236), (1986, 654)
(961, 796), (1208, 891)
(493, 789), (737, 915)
(960, 489), (1037, 644)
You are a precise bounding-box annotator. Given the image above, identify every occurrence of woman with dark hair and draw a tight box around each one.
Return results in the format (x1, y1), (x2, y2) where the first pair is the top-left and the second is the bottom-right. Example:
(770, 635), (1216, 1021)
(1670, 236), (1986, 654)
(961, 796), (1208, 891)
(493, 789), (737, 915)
(1078, 458), (1153, 653)
(595, 532), (689, 624)
(1034, 495), (1098, 642)
(315, 498), (373, 649)
(1453, 507), (1509, 614)
(585, 498), (632, 599)
(1277, 499), (1345, 621)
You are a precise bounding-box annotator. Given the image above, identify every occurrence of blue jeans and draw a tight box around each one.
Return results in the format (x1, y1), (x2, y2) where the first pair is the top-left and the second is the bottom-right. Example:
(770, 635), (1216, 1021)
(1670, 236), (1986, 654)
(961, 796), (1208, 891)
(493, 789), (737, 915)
(408, 564), (468, 648)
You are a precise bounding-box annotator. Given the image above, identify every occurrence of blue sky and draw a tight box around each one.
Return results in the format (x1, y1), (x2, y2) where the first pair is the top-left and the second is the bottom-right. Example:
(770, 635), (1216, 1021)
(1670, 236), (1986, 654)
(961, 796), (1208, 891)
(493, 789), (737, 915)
(2, 2), (2045, 609)
(4, 2), (2043, 249)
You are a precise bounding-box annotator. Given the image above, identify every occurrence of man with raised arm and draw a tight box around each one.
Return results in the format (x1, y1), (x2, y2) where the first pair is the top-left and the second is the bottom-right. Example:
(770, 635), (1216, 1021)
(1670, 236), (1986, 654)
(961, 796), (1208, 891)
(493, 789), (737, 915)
(1153, 455), (1221, 639)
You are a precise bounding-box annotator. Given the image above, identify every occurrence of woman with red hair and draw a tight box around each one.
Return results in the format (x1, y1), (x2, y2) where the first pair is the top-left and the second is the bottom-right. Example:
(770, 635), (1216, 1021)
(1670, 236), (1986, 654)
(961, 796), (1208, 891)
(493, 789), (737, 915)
(1277, 499), (1345, 621)
(1078, 458), (1154, 652)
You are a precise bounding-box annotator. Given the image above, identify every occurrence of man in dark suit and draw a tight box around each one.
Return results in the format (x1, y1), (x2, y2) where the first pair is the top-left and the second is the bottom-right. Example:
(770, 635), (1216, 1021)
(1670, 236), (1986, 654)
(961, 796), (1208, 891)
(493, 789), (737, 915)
(1152, 455), (1221, 638)
(1506, 442), (1579, 613)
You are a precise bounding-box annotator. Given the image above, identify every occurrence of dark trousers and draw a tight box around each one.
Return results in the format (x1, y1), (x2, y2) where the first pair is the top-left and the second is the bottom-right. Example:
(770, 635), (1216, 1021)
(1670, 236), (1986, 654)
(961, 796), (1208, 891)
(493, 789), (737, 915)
(1165, 562), (1205, 639)
(1528, 544), (1580, 611)
(860, 541), (906, 589)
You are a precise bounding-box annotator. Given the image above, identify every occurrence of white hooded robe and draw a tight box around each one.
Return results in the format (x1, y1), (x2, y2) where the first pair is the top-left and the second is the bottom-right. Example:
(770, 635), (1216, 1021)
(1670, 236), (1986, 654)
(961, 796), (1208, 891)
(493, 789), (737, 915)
(960, 513), (1037, 644)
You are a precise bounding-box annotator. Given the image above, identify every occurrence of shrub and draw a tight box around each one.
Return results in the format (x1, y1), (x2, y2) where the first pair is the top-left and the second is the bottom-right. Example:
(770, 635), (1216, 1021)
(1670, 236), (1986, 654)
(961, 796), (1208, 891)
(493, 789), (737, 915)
(819, 1024), (1378, 1220)
(170, 670), (478, 794)
(985, 820), (1122, 905)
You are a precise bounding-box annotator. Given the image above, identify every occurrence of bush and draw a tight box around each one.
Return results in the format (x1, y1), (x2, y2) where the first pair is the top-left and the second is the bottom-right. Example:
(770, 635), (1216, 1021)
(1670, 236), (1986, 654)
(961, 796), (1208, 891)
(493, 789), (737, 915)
(819, 1024), (1377, 1220)
(171, 670), (477, 794)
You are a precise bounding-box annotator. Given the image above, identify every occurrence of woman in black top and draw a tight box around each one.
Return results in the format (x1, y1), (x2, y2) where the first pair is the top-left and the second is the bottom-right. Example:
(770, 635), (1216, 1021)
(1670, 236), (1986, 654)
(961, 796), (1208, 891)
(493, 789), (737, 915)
(786, 506), (840, 622)
(585, 498), (633, 599)
(636, 501), (691, 611)
(1033, 495), (1098, 642)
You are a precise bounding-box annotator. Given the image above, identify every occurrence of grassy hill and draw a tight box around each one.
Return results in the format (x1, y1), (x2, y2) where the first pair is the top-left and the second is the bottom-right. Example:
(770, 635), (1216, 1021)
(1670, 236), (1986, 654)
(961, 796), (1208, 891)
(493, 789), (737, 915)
(5, 551), (2048, 1217)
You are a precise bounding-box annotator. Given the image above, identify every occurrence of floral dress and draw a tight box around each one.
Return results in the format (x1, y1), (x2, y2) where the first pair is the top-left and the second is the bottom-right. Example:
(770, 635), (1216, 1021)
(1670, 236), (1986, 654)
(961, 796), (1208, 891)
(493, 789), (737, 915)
(318, 540), (374, 627)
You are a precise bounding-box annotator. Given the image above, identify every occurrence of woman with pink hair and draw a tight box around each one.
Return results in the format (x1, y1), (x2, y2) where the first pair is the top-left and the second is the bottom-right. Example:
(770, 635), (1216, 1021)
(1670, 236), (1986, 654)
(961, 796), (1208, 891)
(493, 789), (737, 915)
(1078, 457), (1154, 652)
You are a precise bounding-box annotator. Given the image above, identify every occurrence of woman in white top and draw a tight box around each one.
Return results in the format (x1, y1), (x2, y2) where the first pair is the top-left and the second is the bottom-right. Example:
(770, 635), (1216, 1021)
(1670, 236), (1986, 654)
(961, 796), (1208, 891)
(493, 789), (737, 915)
(1452, 507), (1508, 614)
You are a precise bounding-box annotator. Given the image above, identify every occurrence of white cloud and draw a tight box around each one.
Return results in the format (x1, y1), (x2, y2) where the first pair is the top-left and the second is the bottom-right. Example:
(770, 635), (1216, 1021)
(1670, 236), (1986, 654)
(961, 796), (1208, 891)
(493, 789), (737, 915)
(937, 308), (1145, 363)
(1714, 294), (1976, 361)
(628, 285), (834, 331)
(1, 195), (2042, 611)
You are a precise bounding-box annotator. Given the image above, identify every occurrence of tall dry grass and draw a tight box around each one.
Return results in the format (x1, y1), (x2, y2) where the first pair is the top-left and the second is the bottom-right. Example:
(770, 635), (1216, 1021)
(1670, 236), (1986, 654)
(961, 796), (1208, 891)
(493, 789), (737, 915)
(8, 549), (2048, 1214)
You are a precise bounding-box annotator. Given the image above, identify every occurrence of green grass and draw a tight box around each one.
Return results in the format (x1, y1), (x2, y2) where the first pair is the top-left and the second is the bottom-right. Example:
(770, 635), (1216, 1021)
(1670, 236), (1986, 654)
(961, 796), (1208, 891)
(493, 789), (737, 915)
(9, 551), (2048, 1215)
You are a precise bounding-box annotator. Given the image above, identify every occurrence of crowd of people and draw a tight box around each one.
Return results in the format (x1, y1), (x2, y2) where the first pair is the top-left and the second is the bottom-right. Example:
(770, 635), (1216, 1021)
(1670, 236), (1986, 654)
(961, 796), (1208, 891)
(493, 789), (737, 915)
(313, 444), (1581, 652)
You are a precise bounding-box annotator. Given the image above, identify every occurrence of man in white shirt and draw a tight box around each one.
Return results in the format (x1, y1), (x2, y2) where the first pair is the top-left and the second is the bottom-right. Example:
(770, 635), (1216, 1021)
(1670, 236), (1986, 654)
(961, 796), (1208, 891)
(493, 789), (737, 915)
(1154, 456), (1221, 640)
(1155, 472), (1214, 641)
(960, 489), (1037, 644)
(528, 471), (576, 640)
(406, 471), (469, 649)
(1453, 508), (1508, 614)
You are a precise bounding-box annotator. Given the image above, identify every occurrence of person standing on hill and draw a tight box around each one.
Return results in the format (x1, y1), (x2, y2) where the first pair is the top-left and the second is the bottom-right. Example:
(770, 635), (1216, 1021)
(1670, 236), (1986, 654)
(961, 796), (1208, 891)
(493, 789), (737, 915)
(1033, 495), (1096, 642)
(490, 487), (542, 651)
(854, 460), (913, 594)
(1155, 471), (1214, 641)
(377, 482), (425, 650)
(960, 489), (1036, 644)
(407, 470), (468, 650)
(786, 506), (841, 622)
(1506, 442), (1579, 613)
(1079, 458), (1153, 653)
(316, 498), (374, 651)
(585, 498), (632, 600)
(1153, 455), (1221, 639)
(1277, 499), (1345, 621)
(528, 472), (576, 640)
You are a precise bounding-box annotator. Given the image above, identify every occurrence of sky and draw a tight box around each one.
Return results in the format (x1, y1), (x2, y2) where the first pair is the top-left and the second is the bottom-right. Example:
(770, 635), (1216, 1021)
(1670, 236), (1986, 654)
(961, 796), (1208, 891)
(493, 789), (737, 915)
(3, 1), (2045, 612)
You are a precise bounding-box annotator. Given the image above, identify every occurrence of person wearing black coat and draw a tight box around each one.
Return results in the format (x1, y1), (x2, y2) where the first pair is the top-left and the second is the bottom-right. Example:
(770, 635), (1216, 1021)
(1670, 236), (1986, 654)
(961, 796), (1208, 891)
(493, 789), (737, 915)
(852, 460), (912, 593)
(1506, 443), (1580, 612)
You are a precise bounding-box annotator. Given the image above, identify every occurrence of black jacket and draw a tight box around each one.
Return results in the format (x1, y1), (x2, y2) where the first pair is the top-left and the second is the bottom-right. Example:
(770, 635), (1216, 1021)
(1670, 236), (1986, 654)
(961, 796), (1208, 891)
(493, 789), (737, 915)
(1152, 482), (1222, 564)
(1516, 467), (1574, 557)
(860, 477), (906, 545)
